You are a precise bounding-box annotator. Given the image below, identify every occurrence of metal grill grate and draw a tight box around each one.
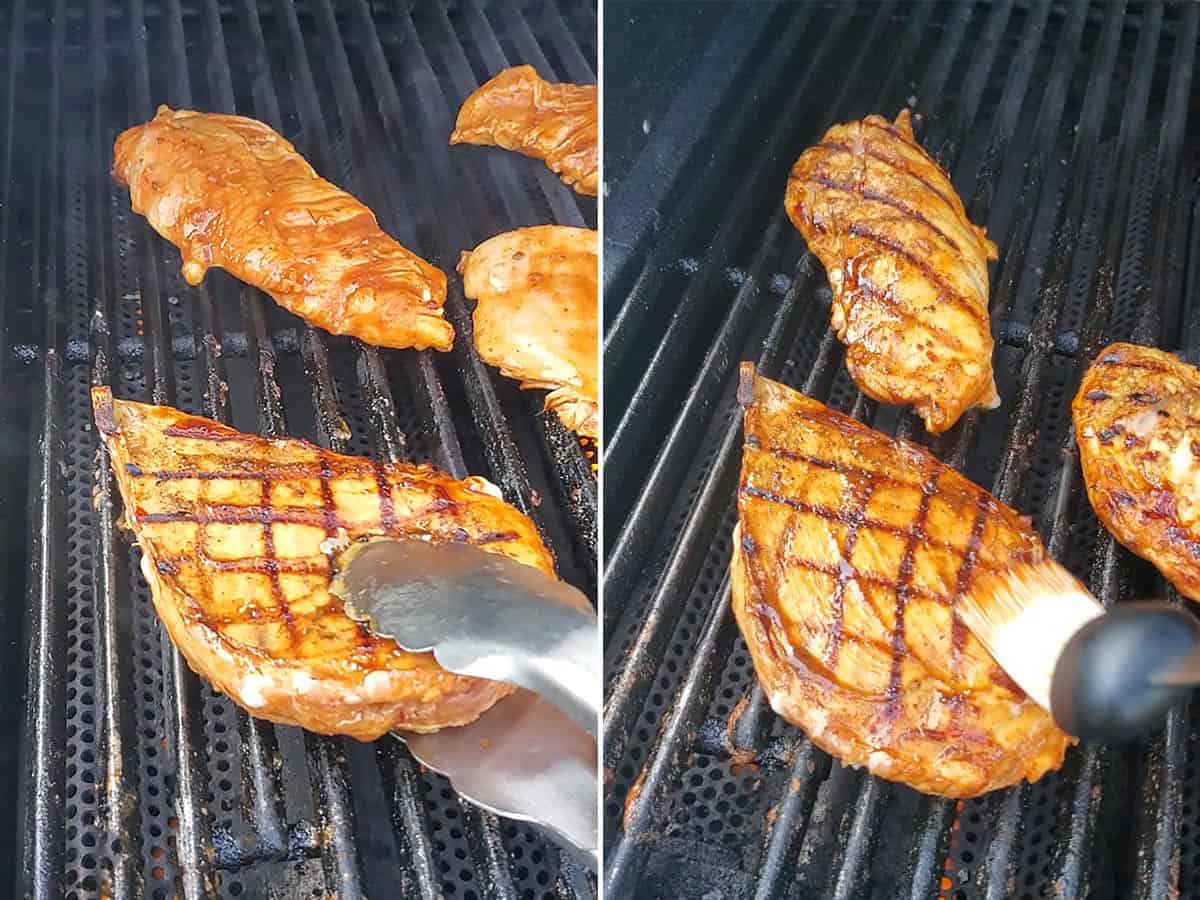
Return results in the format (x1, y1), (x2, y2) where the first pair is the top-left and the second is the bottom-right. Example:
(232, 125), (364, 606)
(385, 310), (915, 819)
(6, 2), (596, 898)
(603, 2), (1200, 898)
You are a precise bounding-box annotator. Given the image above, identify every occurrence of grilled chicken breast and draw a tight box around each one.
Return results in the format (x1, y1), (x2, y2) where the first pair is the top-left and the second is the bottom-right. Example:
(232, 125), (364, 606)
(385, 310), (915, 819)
(450, 65), (598, 196)
(93, 387), (556, 740)
(459, 225), (598, 438)
(114, 106), (453, 352)
(733, 365), (1071, 797)
(1074, 343), (1200, 601)
(785, 110), (1000, 434)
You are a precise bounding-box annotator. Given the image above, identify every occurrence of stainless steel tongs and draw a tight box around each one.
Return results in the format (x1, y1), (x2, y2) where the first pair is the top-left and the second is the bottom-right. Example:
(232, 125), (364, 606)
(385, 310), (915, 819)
(333, 539), (599, 867)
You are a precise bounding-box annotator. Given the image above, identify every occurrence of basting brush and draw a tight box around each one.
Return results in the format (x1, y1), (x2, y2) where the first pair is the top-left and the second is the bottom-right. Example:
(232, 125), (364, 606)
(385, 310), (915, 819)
(959, 560), (1200, 740)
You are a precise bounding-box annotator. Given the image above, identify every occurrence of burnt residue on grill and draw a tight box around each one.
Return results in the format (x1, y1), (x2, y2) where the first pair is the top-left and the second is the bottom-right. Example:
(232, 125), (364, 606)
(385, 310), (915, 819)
(604, 2), (1200, 898)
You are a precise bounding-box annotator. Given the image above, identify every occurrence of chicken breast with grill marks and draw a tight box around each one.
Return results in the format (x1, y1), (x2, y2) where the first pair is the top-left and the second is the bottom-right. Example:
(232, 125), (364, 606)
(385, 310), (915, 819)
(93, 387), (556, 740)
(114, 106), (453, 352)
(786, 110), (999, 433)
(733, 365), (1071, 797)
(451, 65), (598, 196)
(459, 225), (598, 438)
(1075, 343), (1200, 602)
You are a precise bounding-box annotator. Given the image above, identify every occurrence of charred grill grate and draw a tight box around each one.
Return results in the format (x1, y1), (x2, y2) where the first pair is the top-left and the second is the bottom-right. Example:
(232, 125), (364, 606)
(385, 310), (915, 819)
(6, 1), (596, 898)
(603, 2), (1200, 898)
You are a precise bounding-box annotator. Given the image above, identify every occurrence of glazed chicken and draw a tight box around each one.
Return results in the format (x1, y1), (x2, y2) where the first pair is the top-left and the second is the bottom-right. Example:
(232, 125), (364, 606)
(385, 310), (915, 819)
(451, 65), (598, 196)
(785, 110), (1000, 434)
(114, 106), (453, 352)
(93, 387), (555, 740)
(459, 225), (598, 438)
(1074, 343), (1200, 602)
(733, 365), (1071, 797)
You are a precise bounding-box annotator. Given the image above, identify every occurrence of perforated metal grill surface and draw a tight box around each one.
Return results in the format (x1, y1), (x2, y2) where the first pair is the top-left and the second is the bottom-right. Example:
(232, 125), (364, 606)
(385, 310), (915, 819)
(6, 1), (597, 898)
(604, 3), (1200, 898)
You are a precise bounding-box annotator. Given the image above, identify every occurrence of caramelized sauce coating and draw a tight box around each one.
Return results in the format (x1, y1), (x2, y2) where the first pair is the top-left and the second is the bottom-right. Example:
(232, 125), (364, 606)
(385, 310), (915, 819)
(1075, 343), (1200, 601)
(94, 388), (555, 740)
(115, 106), (453, 351)
(451, 65), (598, 196)
(733, 365), (1071, 797)
(786, 110), (999, 433)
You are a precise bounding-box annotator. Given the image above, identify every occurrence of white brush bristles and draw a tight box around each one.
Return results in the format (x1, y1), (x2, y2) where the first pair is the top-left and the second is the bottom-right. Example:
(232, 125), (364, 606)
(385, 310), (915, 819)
(958, 560), (1104, 713)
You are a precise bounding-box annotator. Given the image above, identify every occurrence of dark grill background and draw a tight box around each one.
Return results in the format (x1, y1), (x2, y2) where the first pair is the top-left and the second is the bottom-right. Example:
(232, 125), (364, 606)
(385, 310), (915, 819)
(603, 2), (1200, 898)
(4, 1), (596, 898)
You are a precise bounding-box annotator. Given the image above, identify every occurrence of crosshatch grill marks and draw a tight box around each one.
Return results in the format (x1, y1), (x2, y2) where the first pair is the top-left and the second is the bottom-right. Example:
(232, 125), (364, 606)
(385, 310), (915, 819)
(949, 496), (992, 673)
(259, 478), (296, 645)
(317, 451), (337, 536)
(372, 457), (396, 531)
(791, 217), (968, 351)
(885, 465), (939, 715)
(844, 221), (982, 322)
(738, 482), (1003, 585)
(825, 473), (877, 669)
(791, 172), (964, 255)
(813, 139), (961, 221)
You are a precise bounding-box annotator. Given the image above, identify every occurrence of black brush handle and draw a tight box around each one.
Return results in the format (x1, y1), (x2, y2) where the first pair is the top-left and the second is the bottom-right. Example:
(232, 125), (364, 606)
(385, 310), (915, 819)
(1050, 602), (1200, 741)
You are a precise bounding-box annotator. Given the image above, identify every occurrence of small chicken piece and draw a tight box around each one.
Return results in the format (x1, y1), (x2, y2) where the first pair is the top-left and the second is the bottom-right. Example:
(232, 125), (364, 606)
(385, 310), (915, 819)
(114, 106), (453, 352)
(733, 365), (1071, 797)
(451, 65), (598, 196)
(785, 110), (1000, 433)
(93, 387), (557, 740)
(459, 226), (598, 438)
(1074, 343), (1200, 601)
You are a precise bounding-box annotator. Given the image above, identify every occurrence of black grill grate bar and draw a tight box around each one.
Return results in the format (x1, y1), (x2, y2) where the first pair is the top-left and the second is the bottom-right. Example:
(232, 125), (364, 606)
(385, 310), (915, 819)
(977, 0), (1090, 337)
(377, 740), (443, 900)
(122, 1), (217, 895)
(17, 3), (67, 895)
(599, 2), (824, 378)
(159, 0), (293, 872)
(600, 5), (820, 614)
(913, 1), (982, 130)
(88, 0), (148, 894)
(604, 572), (741, 895)
(750, 739), (827, 900)
(602, 3), (830, 531)
(600, 6), (782, 309)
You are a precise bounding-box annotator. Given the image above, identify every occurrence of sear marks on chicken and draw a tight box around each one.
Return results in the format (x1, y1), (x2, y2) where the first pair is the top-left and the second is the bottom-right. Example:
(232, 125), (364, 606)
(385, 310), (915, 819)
(93, 387), (556, 741)
(732, 365), (1071, 797)
(459, 225), (598, 438)
(785, 109), (999, 434)
(451, 65), (598, 197)
(1075, 343), (1200, 602)
(114, 106), (453, 352)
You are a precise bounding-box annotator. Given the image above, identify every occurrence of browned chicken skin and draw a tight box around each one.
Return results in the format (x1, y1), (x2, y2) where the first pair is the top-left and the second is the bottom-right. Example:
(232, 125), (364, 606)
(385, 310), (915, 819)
(733, 365), (1071, 797)
(93, 387), (557, 740)
(785, 110), (1000, 434)
(1074, 343), (1200, 602)
(451, 65), (598, 196)
(458, 225), (598, 438)
(114, 106), (453, 352)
